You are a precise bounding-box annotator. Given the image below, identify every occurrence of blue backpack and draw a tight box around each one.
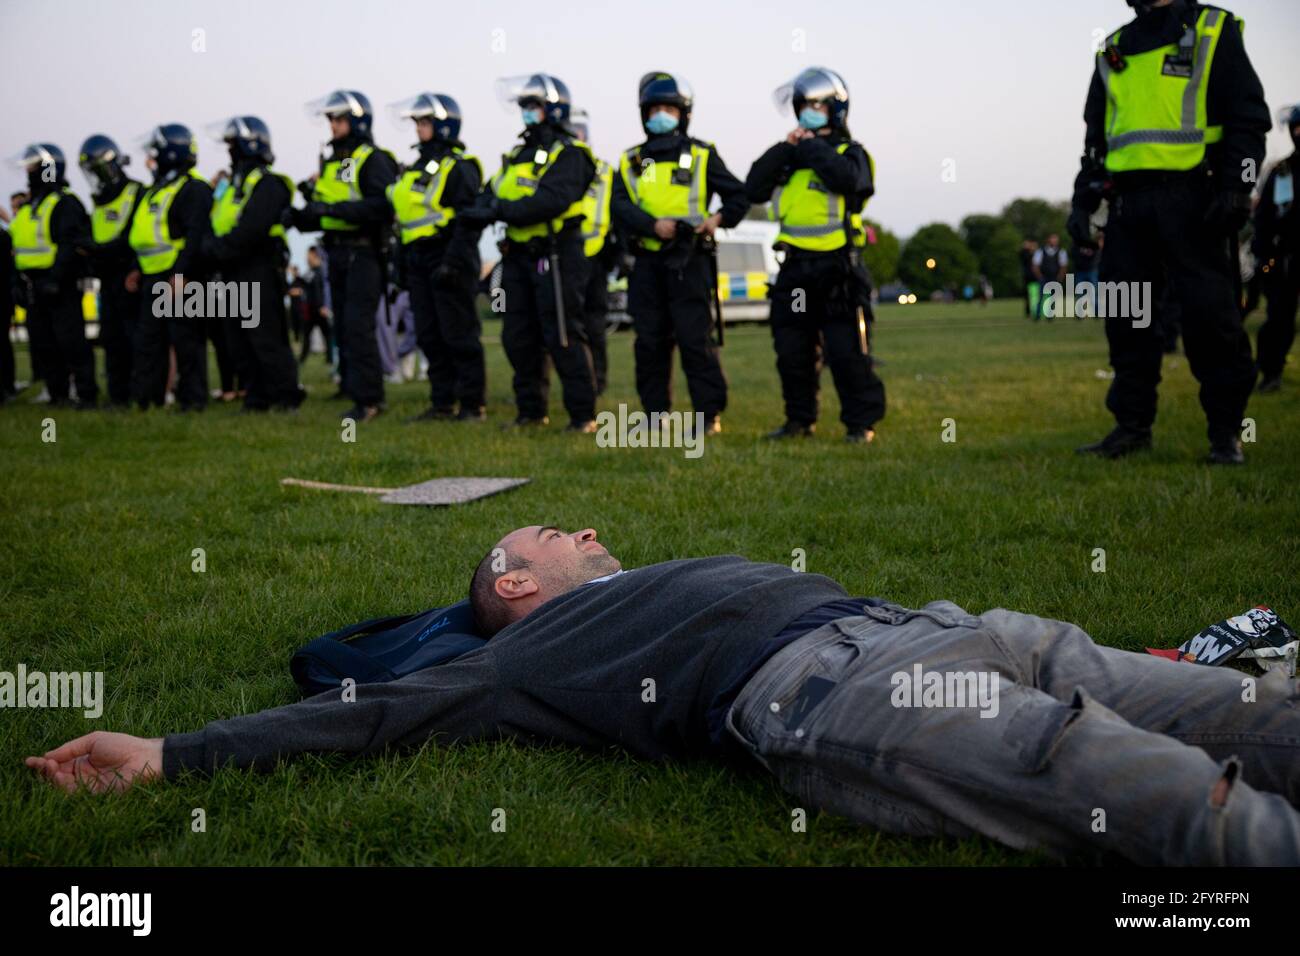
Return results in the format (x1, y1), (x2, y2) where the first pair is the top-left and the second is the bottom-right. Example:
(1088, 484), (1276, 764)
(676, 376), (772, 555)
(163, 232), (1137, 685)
(289, 599), (487, 697)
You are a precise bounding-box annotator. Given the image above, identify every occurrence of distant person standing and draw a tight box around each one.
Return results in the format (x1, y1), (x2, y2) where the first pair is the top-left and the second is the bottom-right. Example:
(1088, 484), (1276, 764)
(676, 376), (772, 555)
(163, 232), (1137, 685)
(1071, 236), (1100, 318)
(298, 245), (334, 367)
(1251, 105), (1300, 392)
(1070, 0), (1269, 464)
(570, 108), (619, 398)
(1019, 238), (1039, 318)
(0, 219), (14, 401)
(1031, 233), (1068, 320)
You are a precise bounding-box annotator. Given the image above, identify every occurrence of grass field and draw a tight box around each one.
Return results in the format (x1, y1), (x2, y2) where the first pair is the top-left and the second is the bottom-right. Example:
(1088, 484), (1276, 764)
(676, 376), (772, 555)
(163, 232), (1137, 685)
(2, 299), (1296, 866)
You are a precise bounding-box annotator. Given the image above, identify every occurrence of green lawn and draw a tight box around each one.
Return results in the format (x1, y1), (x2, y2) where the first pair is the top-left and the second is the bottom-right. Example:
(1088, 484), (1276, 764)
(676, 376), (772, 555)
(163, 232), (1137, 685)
(2, 300), (1295, 866)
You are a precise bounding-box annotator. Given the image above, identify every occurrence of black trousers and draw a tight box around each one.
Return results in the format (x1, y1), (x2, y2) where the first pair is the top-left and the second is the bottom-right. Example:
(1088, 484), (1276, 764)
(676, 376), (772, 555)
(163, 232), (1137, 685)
(1256, 258), (1299, 378)
(769, 254), (885, 430)
(628, 250), (727, 418)
(222, 261), (302, 409)
(582, 254), (609, 396)
(1099, 177), (1256, 443)
(499, 234), (596, 423)
(97, 268), (139, 405)
(24, 272), (97, 404)
(0, 294), (13, 395)
(299, 308), (334, 365)
(405, 238), (485, 411)
(131, 274), (208, 410)
(324, 242), (385, 407)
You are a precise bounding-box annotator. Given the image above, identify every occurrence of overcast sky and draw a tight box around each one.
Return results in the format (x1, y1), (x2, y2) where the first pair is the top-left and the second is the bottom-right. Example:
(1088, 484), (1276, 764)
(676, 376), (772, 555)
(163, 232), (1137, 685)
(2, 0), (1297, 245)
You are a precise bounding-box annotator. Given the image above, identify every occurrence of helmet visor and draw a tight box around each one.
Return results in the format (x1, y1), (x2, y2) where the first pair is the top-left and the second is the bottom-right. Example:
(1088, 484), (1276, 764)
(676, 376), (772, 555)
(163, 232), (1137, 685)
(494, 74), (560, 112)
(387, 92), (446, 128)
(5, 144), (58, 172)
(304, 90), (367, 121)
(773, 67), (848, 114)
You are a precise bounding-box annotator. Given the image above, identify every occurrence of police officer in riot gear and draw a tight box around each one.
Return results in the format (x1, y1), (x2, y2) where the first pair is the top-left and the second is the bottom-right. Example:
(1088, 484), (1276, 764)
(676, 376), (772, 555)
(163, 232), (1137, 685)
(461, 73), (598, 431)
(294, 90), (398, 424)
(386, 92), (486, 422)
(202, 116), (304, 412)
(1251, 105), (1300, 393)
(80, 134), (143, 409)
(611, 72), (748, 436)
(8, 143), (98, 408)
(746, 66), (884, 443)
(1070, 0), (1270, 464)
(127, 124), (213, 411)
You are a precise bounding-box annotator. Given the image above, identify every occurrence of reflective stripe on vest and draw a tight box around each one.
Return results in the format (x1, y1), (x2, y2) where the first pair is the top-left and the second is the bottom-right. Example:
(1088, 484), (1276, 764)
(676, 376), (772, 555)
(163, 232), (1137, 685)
(490, 139), (593, 242)
(618, 142), (710, 251)
(11, 190), (68, 271)
(129, 170), (207, 274)
(769, 143), (874, 252)
(313, 143), (394, 231)
(211, 166), (294, 238)
(387, 150), (482, 245)
(581, 158), (614, 258)
(1099, 8), (1231, 173)
(91, 181), (140, 245)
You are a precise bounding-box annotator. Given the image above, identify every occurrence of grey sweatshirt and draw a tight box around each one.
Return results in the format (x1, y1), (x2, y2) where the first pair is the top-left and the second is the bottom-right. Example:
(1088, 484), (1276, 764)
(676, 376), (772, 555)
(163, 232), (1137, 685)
(162, 556), (848, 778)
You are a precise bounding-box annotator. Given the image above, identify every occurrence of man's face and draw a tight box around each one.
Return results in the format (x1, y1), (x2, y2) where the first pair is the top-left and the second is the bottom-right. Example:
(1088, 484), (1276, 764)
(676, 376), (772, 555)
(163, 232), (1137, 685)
(1047, 234), (1059, 247)
(502, 525), (621, 581)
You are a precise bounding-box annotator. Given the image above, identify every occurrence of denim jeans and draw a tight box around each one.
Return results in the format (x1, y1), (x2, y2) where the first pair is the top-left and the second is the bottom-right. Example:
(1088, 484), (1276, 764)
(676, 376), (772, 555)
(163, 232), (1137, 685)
(725, 600), (1300, 865)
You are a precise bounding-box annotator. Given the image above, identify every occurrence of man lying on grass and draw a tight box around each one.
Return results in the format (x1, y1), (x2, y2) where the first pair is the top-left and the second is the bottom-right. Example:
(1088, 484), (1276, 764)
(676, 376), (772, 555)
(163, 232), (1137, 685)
(28, 526), (1300, 865)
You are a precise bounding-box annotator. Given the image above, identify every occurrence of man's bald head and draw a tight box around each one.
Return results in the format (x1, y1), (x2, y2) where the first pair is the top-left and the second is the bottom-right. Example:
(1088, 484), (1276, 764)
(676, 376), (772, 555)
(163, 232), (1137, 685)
(469, 526), (621, 636)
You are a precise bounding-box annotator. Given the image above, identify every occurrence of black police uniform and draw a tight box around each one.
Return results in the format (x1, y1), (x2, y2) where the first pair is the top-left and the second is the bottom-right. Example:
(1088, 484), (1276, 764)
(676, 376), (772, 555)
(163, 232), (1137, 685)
(131, 174), (214, 411)
(1072, 1), (1269, 455)
(402, 139), (486, 415)
(746, 131), (884, 433)
(0, 226), (15, 399)
(20, 184), (98, 406)
(202, 163), (303, 410)
(581, 225), (624, 396)
(487, 123), (598, 425)
(295, 134), (398, 411)
(87, 177), (144, 406)
(611, 131), (747, 423)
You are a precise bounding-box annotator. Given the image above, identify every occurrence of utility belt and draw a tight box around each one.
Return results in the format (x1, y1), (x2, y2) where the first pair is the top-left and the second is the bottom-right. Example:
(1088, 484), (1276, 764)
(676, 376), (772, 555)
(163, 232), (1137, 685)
(499, 221), (580, 260)
(1110, 163), (1211, 194)
(774, 242), (853, 262)
(634, 222), (715, 261)
(322, 231), (377, 248)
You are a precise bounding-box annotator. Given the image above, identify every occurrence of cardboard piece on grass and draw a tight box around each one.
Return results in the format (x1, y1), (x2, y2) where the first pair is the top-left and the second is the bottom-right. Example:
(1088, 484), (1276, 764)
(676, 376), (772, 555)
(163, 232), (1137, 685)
(1144, 605), (1296, 666)
(281, 476), (530, 506)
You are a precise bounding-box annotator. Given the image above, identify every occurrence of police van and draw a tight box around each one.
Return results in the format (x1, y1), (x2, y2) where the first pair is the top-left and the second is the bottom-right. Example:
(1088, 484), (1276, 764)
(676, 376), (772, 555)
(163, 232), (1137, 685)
(605, 219), (779, 328)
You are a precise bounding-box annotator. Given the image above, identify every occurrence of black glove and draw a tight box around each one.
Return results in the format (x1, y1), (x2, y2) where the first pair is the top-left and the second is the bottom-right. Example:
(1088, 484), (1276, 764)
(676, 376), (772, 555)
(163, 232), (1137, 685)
(1204, 190), (1252, 234)
(459, 194), (500, 226)
(1067, 206), (1096, 249)
(297, 179), (316, 204)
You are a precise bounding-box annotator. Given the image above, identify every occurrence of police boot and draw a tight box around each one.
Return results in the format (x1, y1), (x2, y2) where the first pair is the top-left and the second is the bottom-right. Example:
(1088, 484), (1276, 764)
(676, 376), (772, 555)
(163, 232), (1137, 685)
(845, 427), (876, 444)
(765, 421), (815, 440)
(1256, 374), (1282, 393)
(1206, 436), (1245, 466)
(406, 405), (456, 424)
(1076, 425), (1152, 459)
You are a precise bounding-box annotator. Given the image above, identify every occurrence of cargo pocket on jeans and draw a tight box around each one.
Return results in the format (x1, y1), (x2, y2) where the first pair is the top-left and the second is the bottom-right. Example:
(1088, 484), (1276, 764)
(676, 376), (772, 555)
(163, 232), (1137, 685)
(1002, 686), (1087, 773)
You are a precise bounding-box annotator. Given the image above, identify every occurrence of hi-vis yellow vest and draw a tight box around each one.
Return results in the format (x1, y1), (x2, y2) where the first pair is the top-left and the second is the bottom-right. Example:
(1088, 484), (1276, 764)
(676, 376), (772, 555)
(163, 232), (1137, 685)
(618, 141), (710, 251)
(1099, 7), (1236, 173)
(312, 142), (395, 231)
(91, 181), (141, 245)
(387, 149), (482, 245)
(768, 142), (874, 252)
(580, 158), (613, 258)
(490, 138), (594, 242)
(211, 166), (294, 239)
(11, 189), (73, 271)
(129, 170), (208, 274)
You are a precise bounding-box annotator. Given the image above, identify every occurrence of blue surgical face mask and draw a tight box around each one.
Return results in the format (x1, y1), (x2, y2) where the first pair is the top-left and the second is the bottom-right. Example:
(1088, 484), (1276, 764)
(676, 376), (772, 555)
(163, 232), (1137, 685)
(799, 107), (829, 131)
(645, 110), (679, 135)
(521, 108), (542, 126)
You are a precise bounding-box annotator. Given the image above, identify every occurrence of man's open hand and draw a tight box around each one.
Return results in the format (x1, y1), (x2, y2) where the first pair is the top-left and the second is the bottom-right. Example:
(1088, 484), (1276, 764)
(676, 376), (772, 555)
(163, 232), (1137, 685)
(25, 732), (164, 794)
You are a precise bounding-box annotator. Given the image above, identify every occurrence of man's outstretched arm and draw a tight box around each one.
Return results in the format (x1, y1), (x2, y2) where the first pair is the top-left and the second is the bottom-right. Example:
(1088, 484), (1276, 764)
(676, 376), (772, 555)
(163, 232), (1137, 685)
(26, 651), (499, 793)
